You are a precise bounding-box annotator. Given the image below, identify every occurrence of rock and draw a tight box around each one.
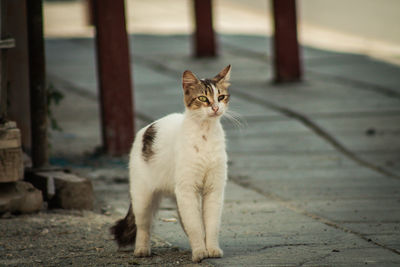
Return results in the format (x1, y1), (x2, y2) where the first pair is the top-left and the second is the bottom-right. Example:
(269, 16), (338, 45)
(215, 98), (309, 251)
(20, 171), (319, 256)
(0, 121), (23, 182)
(25, 170), (94, 210)
(0, 181), (43, 214)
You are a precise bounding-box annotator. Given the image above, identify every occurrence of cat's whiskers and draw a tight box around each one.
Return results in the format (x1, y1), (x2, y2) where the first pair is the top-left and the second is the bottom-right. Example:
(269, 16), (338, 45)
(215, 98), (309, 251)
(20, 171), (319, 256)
(222, 110), (245, 129)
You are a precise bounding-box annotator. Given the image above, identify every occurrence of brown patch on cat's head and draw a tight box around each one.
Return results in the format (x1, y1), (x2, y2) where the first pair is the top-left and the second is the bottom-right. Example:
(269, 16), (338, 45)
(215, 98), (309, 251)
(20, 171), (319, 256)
(182, 70), (202, 110)
(212, 65), (231, 89)
(182, 65), (231, 110)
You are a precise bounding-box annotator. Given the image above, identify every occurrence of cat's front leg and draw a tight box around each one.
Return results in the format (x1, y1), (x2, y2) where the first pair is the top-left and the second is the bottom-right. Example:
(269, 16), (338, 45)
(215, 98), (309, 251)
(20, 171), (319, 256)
(175, 184), (208, 262)
(203, 170), (226, 258)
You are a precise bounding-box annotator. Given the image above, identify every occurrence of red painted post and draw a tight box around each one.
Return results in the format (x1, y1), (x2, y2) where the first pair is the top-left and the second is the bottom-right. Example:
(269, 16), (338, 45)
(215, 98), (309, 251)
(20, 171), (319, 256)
(92, 0), (135, 156)
(193, 0), (217, 57)
(85, 0), (94, 26)
(272, 0), (302, 82)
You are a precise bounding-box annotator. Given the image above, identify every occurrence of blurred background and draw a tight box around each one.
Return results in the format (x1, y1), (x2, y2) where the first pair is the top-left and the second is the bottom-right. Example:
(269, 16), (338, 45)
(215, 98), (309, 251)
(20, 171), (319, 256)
(44, 0), (400, 65)
(38, 0), (400, 159)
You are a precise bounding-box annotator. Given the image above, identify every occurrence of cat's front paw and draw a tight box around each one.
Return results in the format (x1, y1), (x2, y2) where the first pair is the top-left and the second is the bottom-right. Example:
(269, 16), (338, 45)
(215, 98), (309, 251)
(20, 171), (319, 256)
(207, 246), (223, 258)
(192, 248), (208, 262)
(134, 246), (151, 257)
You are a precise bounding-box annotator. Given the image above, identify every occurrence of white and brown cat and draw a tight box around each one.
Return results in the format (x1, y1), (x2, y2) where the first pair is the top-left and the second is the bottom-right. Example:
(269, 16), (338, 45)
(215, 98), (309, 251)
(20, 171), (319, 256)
(110, 65), (231, 262)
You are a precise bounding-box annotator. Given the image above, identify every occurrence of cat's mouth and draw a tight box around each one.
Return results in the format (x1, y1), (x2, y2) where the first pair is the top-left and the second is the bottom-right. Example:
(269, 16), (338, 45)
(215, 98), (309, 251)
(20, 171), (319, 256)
(209, 112), (222, 118)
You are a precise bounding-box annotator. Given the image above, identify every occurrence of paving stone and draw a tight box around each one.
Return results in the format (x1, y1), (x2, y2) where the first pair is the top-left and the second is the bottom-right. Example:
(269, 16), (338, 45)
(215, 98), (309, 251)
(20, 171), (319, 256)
(46, 39), (97, 95)
(233, 80), (400, 114)
(47, 83), (101, 156)
(307, 56), (400, 93)
(132, 64), (177, 86)
(130, 34), (191, 56)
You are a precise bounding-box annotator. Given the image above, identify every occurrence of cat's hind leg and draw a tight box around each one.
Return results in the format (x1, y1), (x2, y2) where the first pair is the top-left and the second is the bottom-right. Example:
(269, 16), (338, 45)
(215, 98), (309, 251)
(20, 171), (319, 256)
(132, 189), (161, 257)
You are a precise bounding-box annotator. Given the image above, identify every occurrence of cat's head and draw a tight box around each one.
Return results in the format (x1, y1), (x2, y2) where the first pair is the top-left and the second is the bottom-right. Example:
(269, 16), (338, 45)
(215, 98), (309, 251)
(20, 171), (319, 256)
(182, 65), (231, 120)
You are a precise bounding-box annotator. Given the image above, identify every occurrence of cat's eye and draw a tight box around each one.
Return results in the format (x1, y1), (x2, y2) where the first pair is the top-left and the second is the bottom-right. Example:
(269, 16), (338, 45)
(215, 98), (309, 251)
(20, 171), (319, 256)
(218, 95), (225, 101)
(198, 96), (208, 102)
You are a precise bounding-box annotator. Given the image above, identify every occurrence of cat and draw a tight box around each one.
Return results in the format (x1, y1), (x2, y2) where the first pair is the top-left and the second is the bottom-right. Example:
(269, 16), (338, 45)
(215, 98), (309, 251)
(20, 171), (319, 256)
(110, 65), (231, 263)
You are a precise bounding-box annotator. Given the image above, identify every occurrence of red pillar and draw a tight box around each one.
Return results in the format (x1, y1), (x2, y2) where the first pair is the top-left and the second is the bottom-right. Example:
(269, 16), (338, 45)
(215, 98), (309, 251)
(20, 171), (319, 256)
(193, 0), (217, 57)
(272, 0), (302, 82)
(92, 0), (135, 156)
(85, 0), (94, 26)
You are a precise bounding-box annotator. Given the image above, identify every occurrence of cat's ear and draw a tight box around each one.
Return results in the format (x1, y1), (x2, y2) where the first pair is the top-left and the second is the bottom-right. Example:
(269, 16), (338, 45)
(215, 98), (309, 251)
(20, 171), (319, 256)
(212, 65), (231, 88)
(182, 70), (200, 91)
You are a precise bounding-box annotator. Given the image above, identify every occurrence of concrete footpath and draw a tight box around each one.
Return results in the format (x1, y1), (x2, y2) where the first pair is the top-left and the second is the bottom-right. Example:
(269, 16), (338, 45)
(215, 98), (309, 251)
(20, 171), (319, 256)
(2, 34), (400, 266)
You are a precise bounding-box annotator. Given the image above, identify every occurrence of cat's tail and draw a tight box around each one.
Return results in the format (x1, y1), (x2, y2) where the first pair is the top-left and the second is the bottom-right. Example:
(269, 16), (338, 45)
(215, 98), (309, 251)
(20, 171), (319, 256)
(110, 203), (136, 247)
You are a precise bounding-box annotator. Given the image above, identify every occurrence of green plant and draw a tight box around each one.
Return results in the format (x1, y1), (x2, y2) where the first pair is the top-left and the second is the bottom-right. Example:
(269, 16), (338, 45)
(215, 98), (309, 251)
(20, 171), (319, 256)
(47, 83), (64, 131)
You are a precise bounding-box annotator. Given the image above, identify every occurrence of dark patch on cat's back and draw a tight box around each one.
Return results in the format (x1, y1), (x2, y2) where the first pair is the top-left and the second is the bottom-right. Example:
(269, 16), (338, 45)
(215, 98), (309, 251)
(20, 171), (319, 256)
(142, 123), (157, 162)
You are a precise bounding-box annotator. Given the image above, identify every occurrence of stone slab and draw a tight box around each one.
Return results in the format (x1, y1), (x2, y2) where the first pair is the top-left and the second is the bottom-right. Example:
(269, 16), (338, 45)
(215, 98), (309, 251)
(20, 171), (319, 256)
(307, 56), (400, 93)
(153, 181), (399, 266)
(220, 34), (354, 61)
(0, 181), (43, 214)
(234, 81), (400, 115)
(26, 170), (94, 210)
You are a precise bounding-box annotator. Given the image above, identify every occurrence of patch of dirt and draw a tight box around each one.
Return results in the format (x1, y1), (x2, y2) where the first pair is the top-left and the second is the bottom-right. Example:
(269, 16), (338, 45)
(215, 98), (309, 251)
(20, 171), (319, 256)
(0, 166), (212, 267)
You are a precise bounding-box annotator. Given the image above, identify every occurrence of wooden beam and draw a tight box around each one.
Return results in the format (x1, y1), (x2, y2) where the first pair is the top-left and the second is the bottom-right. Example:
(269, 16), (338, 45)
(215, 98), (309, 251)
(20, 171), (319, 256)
(0, 38), (15, 49)
(26, 0), (48, 168)
(92, 0), (134, 156)
(0, 0), (8, 121)
(85, 0), (94, 26)
(272, 0), (302, 82)
(6, 0), (32, 152)
(193, 0), (217, 57)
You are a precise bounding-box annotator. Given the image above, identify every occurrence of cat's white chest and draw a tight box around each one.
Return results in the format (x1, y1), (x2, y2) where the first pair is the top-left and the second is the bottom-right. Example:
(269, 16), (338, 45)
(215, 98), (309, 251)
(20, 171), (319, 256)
(180, 127), (226, 167)
(197, 133), (222, 154)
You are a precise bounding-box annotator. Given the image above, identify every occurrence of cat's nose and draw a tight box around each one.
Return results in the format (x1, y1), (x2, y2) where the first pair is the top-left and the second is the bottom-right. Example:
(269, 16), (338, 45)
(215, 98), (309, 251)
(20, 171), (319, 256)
(212, 105), (219, 113)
